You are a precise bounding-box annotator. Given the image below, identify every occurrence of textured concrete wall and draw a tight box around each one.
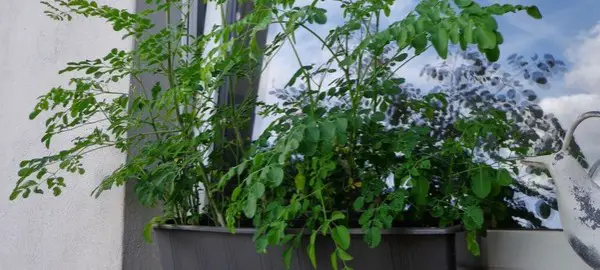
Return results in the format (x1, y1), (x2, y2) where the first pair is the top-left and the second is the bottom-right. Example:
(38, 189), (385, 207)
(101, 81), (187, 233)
(0, 1), (134, 269)
(120, 1), (167, 269)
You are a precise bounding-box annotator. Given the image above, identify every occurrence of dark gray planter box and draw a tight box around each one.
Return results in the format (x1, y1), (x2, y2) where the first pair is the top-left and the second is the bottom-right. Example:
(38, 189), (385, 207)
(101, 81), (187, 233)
(155, 225), (463, 270)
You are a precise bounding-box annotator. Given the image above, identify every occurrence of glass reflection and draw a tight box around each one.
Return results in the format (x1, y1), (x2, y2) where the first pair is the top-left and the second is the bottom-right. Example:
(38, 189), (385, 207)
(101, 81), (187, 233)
(252, 0), (600, 229)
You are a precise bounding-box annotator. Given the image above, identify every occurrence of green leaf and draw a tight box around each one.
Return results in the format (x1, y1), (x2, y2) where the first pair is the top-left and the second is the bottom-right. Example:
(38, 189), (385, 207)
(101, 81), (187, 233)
(474, 27), (496, 49)
(466, 231), (480, 256)
(431, 28), (449, 59)
(411, 177), (429, 205)
(331, 251), (339, 270)
(526, 6), (542, 19)
(9, 190), (21, 201)
(308, 233), (317, 268)
(454, 0), (473, 8)
(295, 173), (306, 191)
(414, 18), (425, 34)
(143, 216), (163, 243)
(306, 123), (321, 142)
(85, 66), (100, 74)
(353, 197), (364, 211)
(495, 31), (504, 44)
(18, 168), (33, 178)
(487, 3), (509, 15)
(19, 160), (29, 168)
(484, 46), (500, 62)
(479, 16), (498, 31)
(252, 182), (265, 198)
(330, 211), (346, 222)
(231, 185), (242, 201)
(337, 132), (347, 145)
(471, 168), (491, 198)
(464, 205), (484, 229)
(313, 9), (327, 24)
(348, 21), (361, 31)
(335, 118), (348, 131)
(431, 204), (444, 217)
(244, 197), (257, 218)
(395, 29), (408, 47)
(426, 9), (440, 22)
(20, 180), (37, 188)
(459, 34), (468, 50)
(29, 110), (41, 120)
(332, 226), (351, 250)
(284, 247), (294, 269)
(268, 166), (284, 187)
(419, 160), (431, 169)
(298, 140), (318, 156)
(320, 121), (336, 139)
(256, 235), (268, 253)
(22, 188), (31, 199)
(286, 66), (312, 87)
(449, 25), (460, 44)
(366, 227), (382, 248)
(236, 161), (248, 176)
(337, 248), (354, 261)
(411, 34), (428, 54)
(496, 169), (513, 186)
(461, 20), (474, 42)
(371, 112), (385, 122)
(340, 57), (355, 67)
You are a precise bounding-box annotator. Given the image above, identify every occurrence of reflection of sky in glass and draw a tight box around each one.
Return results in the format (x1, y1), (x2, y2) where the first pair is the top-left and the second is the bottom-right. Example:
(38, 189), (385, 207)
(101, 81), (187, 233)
(253, 0), (600, 229)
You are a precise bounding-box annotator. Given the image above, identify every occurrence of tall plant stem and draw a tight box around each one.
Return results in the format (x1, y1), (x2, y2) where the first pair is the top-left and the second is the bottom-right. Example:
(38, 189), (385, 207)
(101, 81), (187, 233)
(198, 164), (226, 227)
(166, 6), (185, 128)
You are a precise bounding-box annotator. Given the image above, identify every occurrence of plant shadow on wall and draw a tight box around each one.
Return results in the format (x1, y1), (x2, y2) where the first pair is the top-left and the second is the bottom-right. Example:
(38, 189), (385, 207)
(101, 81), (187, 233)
(11, 0), (574, 269)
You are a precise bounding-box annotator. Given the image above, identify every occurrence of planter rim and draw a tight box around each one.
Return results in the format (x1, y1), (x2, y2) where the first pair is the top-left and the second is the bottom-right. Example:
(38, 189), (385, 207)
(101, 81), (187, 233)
(155, 224), (462, 235)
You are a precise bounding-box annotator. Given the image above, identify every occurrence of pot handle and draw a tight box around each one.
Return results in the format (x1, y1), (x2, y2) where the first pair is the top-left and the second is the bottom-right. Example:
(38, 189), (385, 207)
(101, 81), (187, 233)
(562, 111), (600, 152)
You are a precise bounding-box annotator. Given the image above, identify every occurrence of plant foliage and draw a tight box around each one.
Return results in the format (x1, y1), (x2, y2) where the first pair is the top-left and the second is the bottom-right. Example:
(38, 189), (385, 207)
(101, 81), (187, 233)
(14, 0), (548, 268)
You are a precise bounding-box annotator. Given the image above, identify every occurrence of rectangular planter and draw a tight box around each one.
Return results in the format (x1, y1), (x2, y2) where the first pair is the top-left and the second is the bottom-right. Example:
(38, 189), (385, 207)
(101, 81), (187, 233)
(155, 225), (463, 270)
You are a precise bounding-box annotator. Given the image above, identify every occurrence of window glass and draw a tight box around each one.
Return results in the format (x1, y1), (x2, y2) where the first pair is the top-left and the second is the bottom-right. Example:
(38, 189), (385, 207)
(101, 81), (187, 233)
(250, 0), (600, 229)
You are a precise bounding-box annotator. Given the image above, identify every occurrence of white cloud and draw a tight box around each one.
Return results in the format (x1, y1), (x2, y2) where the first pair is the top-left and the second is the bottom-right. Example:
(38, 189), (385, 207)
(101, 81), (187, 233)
(502, 14), (565, 51)
(564, 23), (600, 94)
(539, 94), (600, 162)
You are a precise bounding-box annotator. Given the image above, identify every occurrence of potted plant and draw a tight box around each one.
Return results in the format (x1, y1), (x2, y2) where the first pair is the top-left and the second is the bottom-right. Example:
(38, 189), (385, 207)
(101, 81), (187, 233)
(13, 0), (546, 269)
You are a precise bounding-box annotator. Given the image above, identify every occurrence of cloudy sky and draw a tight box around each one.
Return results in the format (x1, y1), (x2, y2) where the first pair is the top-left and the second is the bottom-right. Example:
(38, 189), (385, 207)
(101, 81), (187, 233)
(252, 0), (600, 228)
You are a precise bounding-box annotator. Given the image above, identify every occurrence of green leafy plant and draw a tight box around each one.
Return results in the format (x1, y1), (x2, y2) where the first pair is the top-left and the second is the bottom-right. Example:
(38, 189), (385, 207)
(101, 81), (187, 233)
(14, 0), (545, 269)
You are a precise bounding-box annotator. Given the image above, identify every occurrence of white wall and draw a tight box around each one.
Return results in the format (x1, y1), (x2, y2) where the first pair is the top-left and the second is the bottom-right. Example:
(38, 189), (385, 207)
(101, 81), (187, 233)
(0, 0), (134, 269)
(483, 230), (592, 270)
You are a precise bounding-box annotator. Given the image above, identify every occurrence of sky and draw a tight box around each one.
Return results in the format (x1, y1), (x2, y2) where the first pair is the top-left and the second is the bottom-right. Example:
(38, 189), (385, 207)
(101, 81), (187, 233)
(252, 0), (600, 228)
